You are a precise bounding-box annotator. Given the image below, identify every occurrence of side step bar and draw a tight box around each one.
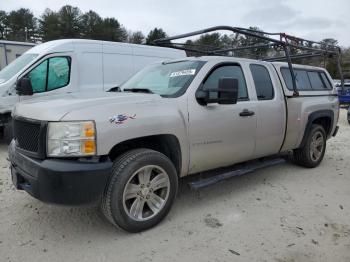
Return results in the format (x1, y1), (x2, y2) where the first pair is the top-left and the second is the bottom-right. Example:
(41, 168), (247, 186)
(188, 158), (286, 190)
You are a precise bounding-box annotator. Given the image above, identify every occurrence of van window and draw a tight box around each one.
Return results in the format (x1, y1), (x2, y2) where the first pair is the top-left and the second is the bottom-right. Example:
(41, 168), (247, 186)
(0, 53), (38, 84)
(250, 64), (274, 100)
(27, 57), (71, 93)
(28, 60), (47, 93)
(202, 65), (248, 100)
(47, 57), (70, 91)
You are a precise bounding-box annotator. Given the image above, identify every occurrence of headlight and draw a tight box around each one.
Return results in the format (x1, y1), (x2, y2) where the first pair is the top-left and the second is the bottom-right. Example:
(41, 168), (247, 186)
(47, 121), (96, 157)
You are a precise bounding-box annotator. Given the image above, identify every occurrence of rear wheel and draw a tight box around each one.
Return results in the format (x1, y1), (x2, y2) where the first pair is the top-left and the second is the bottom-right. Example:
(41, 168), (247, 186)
(293, 124), (326, 168)
(101, 149), (178, 232)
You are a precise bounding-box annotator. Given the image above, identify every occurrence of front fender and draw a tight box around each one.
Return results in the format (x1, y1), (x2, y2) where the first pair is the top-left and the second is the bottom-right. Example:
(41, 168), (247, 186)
(62, 98), (189, 176)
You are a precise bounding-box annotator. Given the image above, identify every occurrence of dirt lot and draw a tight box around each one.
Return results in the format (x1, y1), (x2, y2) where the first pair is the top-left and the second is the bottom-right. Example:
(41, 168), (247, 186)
(0, 110), (349, 262)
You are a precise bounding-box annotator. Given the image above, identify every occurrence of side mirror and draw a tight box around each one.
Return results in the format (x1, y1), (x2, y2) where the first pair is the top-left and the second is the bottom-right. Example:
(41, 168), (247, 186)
(217, 77), (239, 105)
(16, 77), (33, 96)
(196, 77), (239, 105)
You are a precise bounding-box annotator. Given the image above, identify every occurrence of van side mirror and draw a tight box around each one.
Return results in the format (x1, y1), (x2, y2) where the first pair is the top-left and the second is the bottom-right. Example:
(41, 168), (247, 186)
(196, 77), (239, 105)
(16, 77), (33, 96)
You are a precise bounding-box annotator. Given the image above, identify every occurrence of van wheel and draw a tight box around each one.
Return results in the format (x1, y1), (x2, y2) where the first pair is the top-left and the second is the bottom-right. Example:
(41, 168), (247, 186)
(293, 124), (326, 168)
(3, 122), (13, 145)
(101, 149), (178, 232)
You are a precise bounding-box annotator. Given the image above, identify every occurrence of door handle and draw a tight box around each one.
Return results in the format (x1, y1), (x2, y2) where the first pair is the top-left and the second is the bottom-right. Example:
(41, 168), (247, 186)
(239, 109), (255, 117)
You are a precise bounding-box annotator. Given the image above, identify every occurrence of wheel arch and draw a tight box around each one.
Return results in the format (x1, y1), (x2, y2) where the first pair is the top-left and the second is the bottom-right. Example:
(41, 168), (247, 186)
(299, 109), (334, 148)
(108, 134), (182, 176)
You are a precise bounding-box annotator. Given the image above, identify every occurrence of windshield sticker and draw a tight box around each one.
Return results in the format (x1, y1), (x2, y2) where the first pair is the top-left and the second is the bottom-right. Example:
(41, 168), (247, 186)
(109, 114), (136, 125)
(170, 69), (196, 77)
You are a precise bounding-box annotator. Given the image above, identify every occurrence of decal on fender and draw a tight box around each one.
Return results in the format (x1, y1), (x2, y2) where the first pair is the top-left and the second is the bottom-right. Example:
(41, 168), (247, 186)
(109, 114), (136, 125)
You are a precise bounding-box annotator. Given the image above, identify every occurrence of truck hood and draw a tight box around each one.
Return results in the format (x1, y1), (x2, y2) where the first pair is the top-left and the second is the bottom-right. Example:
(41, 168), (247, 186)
(13, 92), (162, 121)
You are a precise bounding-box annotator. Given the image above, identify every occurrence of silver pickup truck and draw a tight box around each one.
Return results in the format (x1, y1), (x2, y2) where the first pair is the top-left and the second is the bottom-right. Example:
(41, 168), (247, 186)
(8, 27), (341, 232)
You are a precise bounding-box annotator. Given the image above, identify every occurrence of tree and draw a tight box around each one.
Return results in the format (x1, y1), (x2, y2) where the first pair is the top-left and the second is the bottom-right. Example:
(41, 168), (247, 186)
(197, 33), (222, 48)
(57, 5), (82, 38)
(6, 8), (37, 42)
(146, 28), (167, 44)
(39, 9), (60, 41)
(0, 10), (8, 39)
(96, 18), (127, 41)
(81, 10), (103, 39)
(237, 26), (268, 58)
(128, 31), (145, 44)
(320, 38), (339, 77)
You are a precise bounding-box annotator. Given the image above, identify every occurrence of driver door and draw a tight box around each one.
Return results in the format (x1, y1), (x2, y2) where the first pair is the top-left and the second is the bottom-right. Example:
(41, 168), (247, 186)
(188, 63), (257, 174)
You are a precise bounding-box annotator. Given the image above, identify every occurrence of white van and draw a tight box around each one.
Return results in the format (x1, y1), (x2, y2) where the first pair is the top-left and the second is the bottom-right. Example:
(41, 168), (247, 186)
(0, 39), (185, 141)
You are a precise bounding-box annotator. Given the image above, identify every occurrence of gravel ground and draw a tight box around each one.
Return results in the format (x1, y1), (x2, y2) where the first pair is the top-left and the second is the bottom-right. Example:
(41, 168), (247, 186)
(0, 110), (349, 262)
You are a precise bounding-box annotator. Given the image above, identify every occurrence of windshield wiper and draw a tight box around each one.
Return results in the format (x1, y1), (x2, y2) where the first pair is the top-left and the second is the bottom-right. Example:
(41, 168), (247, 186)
(123, 88), (154, 94)
(108, 86), (121, 92)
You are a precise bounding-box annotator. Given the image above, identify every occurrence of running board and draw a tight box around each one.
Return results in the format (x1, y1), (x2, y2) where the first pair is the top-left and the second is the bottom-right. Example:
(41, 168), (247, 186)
(188, 158), (286, 190)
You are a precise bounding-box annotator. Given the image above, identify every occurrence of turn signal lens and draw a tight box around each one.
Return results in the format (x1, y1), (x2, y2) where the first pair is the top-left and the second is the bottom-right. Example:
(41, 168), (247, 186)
(82, 140), (96, 154)
(83, 122), (95, 137)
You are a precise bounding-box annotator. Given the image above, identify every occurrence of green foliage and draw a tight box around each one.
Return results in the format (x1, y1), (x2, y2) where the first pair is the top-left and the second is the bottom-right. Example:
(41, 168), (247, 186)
(6, 8), (36, 41)
(39, 9), (60, 41)
(80, 10), (103, 39)
(57, 5), (82, 38)
(146, 28), (167, 44)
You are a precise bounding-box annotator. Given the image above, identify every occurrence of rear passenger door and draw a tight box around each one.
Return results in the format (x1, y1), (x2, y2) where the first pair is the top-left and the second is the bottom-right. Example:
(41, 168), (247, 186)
(249, 64), (286, 158)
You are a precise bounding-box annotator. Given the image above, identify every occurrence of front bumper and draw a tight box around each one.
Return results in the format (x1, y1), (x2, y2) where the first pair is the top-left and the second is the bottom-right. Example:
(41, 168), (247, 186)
(8, 142), (113, 205)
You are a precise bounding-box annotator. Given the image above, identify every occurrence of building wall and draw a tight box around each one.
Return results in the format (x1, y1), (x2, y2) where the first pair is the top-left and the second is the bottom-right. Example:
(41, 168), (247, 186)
(0, 41), (36, 70)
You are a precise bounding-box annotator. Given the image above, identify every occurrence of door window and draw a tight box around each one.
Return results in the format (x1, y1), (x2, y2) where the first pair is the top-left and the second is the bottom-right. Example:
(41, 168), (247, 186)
(250, 64), (274, 100)
(202, 65), (248, 100)
(27, 57), (71, 93)
(28, 60), (47, 93)
(47, 57), (70, 91)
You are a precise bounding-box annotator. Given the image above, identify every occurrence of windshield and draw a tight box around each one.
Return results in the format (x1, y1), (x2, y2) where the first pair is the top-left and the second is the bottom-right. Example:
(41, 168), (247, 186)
(121, 60), (205, 97)
(0, 53), (38, 84)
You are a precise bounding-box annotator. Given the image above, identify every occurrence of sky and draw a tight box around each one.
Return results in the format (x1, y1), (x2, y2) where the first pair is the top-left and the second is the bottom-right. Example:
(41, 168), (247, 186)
(1, 0), (350, 46)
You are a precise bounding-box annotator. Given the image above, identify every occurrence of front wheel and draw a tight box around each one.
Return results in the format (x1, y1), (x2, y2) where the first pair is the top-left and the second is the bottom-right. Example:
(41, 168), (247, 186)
(293, 124), (327, 168)
(101, 149), (178, 232)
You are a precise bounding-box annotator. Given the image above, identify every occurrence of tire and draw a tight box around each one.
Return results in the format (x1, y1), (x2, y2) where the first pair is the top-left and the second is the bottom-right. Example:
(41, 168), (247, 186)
(3, 122), (13, 145)
(293, 124), (327, 168)
(101, 149), (178, 232)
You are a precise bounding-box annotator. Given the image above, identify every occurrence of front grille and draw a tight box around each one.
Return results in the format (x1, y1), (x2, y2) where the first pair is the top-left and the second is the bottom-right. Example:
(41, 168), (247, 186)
(13, 118), (43, 154)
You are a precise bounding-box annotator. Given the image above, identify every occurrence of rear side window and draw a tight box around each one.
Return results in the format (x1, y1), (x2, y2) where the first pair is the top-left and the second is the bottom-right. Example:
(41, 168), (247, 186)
(250, 64), (274, 100)
(294, 70), (311, 90)
(281, 68), (332, 91)
(282, 68), (311, 90)
(319, 72), (332, 89)
(202, 65), (248, 100)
